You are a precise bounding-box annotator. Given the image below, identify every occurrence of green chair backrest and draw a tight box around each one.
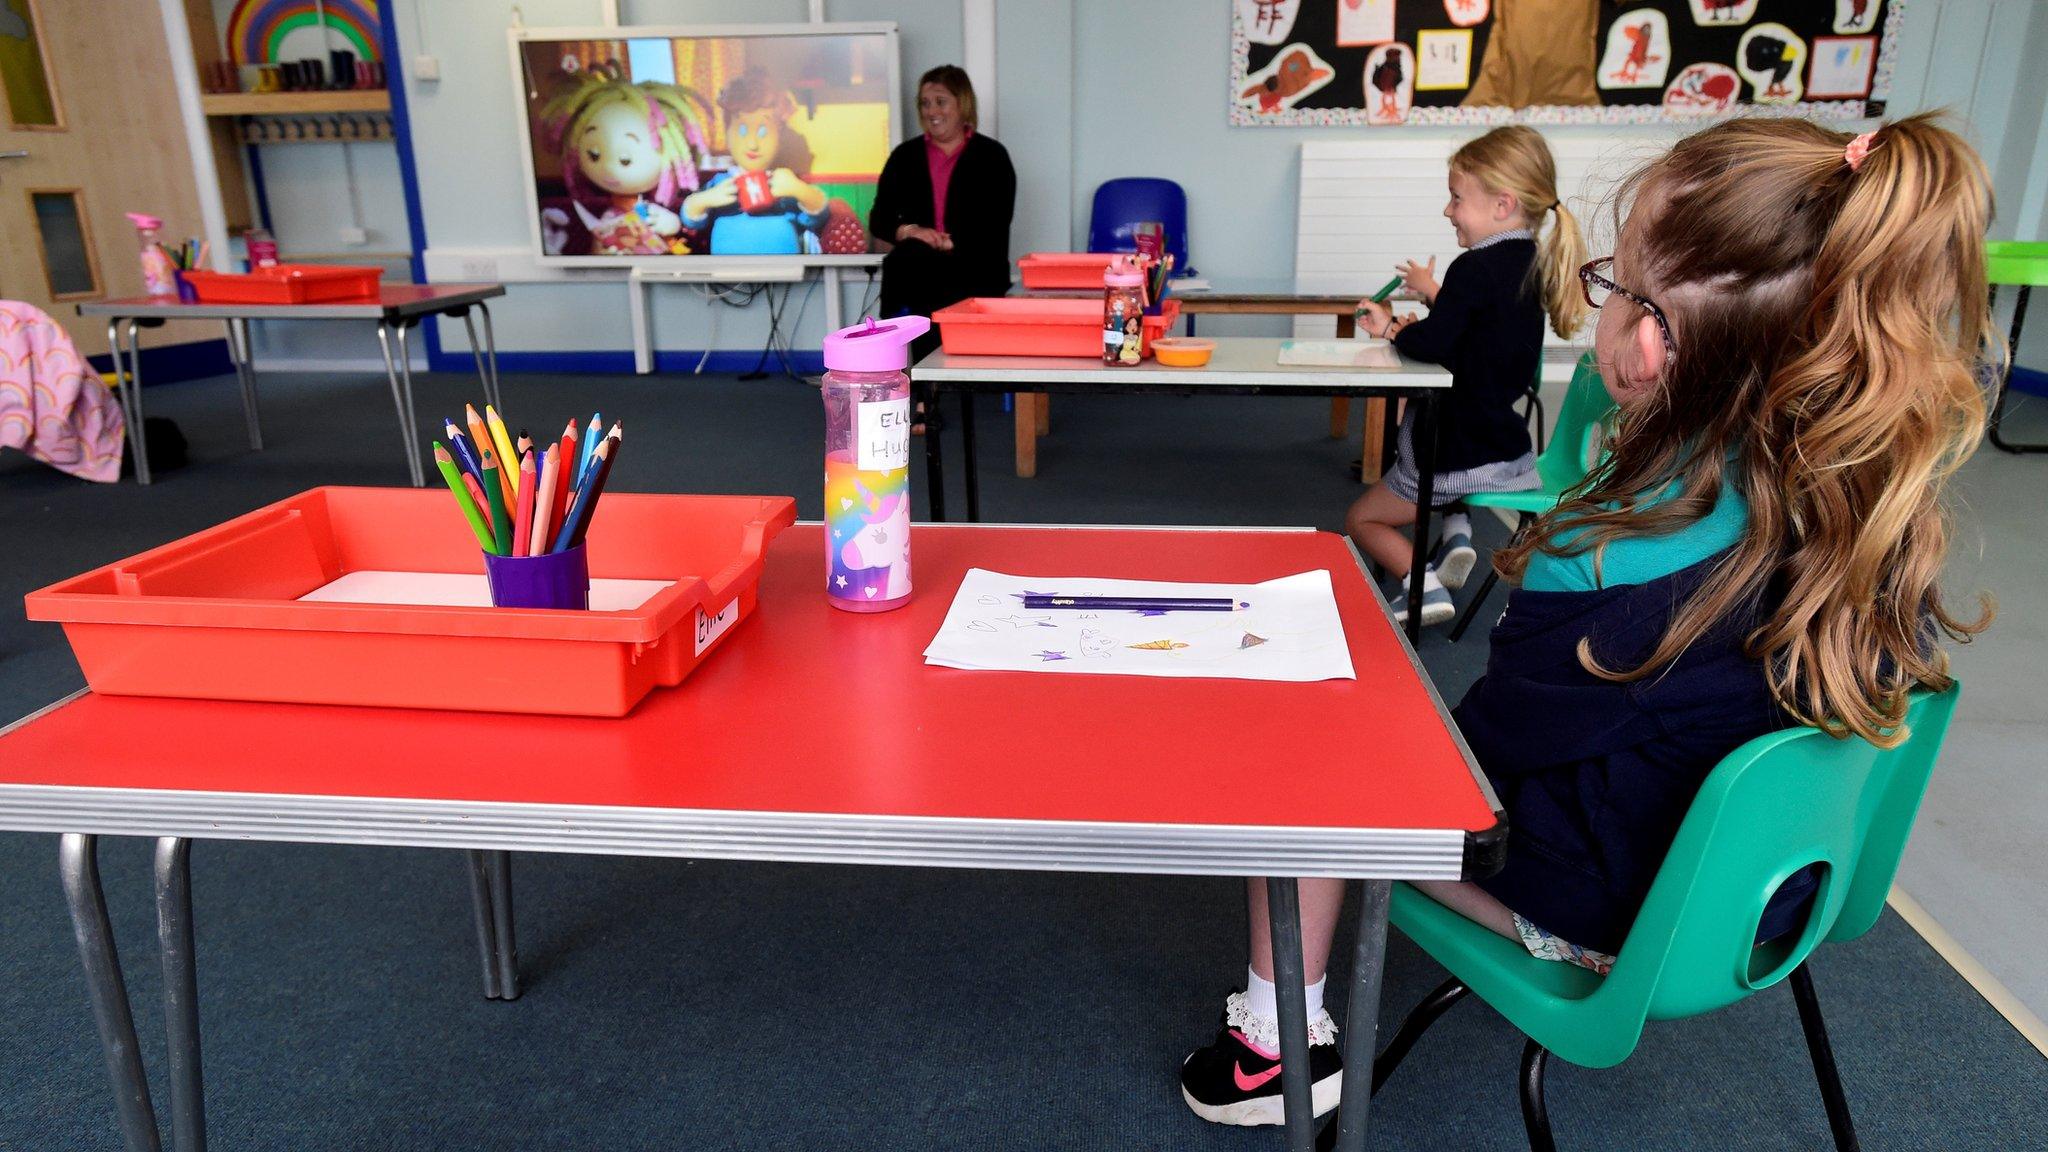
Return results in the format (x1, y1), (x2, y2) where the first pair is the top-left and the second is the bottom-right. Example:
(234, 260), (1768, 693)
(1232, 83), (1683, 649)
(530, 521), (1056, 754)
(1598, 687), (1960, 1026)
(1532, 353), (1615, 496)
(1985, 240), (2048, 288)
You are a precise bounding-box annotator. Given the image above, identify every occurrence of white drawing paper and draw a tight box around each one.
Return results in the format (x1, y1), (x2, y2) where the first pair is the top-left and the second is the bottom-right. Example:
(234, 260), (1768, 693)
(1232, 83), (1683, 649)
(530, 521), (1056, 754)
(1277, 339), (1400, 368)
(1738, 23), (1806, 104)
(1686, 0), (1757, 26)
(1599, 9), (1672, 90)
(298, 571), (672, 611)
(1807, 36), (1875, 99)
(1834, 0), (1880, 34)
(923, 569), (1356, 682)
(1363, 42), (1414, 125)
(1238, 42), (1336, 113)
(1236, 0), (1302, 46)
(1663, 62), (1740, 116)
(1335, 0), (1396, 47)
(1415, 29), (1475, 92)
(1443, 0), (1490, 30)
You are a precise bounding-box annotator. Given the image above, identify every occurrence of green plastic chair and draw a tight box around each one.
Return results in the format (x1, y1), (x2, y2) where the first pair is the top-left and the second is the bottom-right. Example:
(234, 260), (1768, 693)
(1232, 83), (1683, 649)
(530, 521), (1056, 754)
(1349, 686), (1960, 1152)
(1448, 353), (1615, 641)
(1985, 240), (2048, 454)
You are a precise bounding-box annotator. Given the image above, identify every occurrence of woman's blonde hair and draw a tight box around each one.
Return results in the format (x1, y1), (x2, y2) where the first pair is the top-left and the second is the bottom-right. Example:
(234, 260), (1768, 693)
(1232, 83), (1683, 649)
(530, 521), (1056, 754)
(1497, 114), (1997, 747)
(1451, 125), (1589, 339)
(918, 65), (978, 132)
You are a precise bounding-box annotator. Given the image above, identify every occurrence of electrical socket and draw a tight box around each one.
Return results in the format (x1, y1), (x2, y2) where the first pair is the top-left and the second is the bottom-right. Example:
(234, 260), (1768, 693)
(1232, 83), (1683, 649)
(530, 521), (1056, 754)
(413, 54), (441, 82)
(460, 257), (498, 281)
(338, 226), (368, 245)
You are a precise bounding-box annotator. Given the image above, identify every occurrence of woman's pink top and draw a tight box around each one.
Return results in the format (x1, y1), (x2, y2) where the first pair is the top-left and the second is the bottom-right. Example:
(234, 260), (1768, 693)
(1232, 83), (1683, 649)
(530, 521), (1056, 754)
(925, 128), (971, 233)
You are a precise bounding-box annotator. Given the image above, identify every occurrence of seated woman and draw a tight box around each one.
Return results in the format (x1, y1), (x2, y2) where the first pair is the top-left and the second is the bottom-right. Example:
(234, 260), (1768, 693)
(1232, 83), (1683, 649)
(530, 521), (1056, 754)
(868, 64), (1016, 374)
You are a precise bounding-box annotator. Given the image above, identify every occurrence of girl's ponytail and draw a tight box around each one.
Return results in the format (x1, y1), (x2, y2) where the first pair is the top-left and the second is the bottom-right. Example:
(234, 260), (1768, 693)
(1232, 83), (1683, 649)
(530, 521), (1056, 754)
(1540, 199), (1590, 339)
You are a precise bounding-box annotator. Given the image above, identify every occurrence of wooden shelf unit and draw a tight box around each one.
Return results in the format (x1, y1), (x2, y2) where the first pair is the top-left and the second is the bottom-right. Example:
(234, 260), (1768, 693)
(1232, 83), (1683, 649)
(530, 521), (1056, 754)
(200, 90), (392, 117)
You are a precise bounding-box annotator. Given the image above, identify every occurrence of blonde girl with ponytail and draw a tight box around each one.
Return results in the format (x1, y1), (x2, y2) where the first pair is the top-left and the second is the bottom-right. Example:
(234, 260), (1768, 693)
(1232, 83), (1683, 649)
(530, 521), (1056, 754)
(1348, 125), (1587, 629)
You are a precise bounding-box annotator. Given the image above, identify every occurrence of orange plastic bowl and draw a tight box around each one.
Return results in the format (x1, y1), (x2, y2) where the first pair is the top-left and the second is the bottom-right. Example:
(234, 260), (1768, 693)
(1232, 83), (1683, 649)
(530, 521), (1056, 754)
(1151, 337), (1215, 367)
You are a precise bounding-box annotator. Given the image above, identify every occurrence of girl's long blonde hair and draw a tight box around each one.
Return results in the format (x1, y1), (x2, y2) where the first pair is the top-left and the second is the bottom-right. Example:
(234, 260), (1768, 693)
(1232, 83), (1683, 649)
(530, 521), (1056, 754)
(1497, 114), (1996, 747)
(540, 67), (711, 208)
(1451, 125), (1589, 338)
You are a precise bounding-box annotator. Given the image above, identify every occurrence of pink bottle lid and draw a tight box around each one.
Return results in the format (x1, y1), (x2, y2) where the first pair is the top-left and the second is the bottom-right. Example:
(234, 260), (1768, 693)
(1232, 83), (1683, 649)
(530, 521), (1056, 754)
(125, 212), (164, 232)
(1103, 256), (1146, 288)
(822, 315), (932, 372)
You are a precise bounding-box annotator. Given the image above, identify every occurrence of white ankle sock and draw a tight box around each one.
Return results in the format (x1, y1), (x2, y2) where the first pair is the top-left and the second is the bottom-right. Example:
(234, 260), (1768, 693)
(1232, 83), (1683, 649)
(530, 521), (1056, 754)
(1422, 566), (1445, 593)
(1244, 967), (1327, 1022)
(1443, 512), (1472, 539)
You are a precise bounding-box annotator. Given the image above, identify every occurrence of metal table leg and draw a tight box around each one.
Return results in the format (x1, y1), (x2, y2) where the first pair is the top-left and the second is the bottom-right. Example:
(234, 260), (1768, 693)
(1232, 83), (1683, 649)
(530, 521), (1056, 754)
(156, 838), (207, 1152)
(1405, 393), (1439, 645)
(478, 303), (503, 414)
(59, 834), (164, 1152)
(460, 307), (505, 416)
(486, 850), (519, 1001)
(1267, 877), (1316, 1152)
(376, 320), (427, 487)
(1989, 285), (2047, 453)
(224, 319), (263, 451)
(110, 320), (151, 486)
(464, 851), (504, 1000)
(961, 388), (981, 523)
(922, 382), (947, 522)
(1329, 879), (1392, 1152)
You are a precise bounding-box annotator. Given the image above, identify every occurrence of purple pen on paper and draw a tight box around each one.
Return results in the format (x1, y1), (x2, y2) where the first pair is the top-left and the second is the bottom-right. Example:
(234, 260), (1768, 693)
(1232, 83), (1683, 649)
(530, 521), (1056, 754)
(1019, 595), (1247, 612)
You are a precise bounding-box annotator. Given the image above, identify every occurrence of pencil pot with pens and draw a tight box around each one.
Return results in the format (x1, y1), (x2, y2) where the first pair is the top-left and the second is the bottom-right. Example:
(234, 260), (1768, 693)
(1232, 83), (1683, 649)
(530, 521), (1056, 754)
(432, 401), (622, 610)
(821, 315), (928, 612)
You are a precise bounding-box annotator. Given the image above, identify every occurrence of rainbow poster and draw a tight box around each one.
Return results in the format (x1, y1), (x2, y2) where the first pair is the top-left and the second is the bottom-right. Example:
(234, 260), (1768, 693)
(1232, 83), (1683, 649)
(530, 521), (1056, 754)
(226, 0), (382, 66)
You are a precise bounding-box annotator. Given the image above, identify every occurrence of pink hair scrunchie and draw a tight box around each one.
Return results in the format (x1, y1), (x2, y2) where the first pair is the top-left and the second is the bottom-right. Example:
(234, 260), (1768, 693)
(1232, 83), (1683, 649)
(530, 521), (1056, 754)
(1844, 130), (1878, 172)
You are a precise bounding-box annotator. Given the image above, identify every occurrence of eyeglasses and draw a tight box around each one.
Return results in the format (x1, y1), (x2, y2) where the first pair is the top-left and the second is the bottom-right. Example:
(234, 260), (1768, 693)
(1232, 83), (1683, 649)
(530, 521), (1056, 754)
(1579, 257), (1675, 351)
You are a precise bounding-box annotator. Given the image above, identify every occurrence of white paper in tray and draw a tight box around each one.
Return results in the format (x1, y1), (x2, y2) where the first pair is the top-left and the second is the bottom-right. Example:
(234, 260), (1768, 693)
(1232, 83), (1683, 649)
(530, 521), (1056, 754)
(298, 571), (674, 612)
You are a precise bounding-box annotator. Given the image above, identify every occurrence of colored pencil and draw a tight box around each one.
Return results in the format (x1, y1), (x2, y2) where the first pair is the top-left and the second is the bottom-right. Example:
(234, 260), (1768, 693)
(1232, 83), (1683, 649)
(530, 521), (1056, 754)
(479, 446), (513, 556)
(578, 411), (602, 485)
(433, 444), (496, 553)
(461, 472), (492, 532)
(464, 404), (509, 504)
(531, 444), (560, 556)
(568, 439), (616, 549)
(1019, 595), (1243, 612)
(554, 440), (612, 553)
(554, 419), (578, 535)
(483, 405), (519, 492)
(512, 451), (537, 558)
(516, 429), (533, 459)
(444, 421), (484, 480)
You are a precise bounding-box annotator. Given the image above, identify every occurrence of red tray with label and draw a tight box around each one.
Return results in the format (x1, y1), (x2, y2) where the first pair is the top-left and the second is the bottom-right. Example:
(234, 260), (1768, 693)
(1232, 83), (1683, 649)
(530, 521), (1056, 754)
(180, 264), (384, 304)
(24, 487), (797, 717)
(932, 296), (1180, 358)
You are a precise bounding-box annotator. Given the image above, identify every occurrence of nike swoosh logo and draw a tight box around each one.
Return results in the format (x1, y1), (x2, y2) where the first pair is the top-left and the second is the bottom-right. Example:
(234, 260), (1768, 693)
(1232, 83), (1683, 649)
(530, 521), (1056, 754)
(1233, 1061), (1283, 1091)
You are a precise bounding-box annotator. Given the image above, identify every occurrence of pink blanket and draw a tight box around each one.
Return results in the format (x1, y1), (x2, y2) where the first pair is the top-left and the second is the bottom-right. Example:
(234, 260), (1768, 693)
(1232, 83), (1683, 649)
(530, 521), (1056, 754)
(1, 301), (125, 482)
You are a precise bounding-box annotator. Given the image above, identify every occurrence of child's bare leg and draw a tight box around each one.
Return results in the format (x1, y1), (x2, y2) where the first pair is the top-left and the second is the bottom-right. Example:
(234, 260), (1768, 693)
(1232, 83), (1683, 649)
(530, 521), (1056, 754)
(1409, 880), (1521, 942)
(1245, 877), (1349, 983)
(1345, 482), (1422, 576)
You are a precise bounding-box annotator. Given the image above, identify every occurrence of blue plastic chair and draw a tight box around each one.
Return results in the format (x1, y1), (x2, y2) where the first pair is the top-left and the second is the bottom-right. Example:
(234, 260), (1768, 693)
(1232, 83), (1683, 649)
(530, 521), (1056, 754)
(1088, 178), (1191, 273)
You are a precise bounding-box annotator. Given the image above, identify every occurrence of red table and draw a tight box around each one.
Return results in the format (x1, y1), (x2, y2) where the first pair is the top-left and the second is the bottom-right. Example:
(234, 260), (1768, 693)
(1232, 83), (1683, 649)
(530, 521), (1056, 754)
(0, 522), (1502, 1152)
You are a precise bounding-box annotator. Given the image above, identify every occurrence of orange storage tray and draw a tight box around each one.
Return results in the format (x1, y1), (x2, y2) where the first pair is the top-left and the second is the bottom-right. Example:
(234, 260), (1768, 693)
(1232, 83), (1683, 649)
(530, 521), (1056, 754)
(1017, 252), (1122, 290)
(181, 264), (384, 304)
(933, 297), (1180, 358)
(24, 487), (798, 717)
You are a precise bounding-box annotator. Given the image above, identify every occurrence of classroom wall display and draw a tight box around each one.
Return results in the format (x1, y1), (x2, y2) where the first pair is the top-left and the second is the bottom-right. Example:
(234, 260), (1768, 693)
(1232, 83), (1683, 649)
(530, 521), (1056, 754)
(510, 24), (900, 266)
(1229, 0), (1904, 126)
(225, 0), (383, 65)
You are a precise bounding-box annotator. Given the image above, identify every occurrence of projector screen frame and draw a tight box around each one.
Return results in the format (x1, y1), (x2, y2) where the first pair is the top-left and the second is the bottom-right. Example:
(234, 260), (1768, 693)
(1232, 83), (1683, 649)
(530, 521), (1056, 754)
(508, 21), (903, 271)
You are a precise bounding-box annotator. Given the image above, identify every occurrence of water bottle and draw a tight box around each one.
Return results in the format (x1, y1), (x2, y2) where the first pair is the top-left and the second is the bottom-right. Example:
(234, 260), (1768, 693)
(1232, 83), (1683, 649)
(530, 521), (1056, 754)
(820, 315), (930, 612)
(1103, 256), (1147, 366)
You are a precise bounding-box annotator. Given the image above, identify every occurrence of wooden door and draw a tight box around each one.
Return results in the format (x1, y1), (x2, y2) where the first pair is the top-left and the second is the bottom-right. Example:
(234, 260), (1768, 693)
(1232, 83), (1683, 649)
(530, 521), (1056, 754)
(0, 0), (211, 356)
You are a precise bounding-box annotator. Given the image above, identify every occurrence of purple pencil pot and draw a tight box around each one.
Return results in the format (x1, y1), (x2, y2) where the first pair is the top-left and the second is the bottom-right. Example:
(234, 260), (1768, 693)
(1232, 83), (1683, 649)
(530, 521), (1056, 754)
(483, 544), (591, 610)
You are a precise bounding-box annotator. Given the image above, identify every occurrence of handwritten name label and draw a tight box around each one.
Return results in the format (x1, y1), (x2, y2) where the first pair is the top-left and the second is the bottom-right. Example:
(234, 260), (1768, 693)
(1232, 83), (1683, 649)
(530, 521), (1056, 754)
(695, 597), (739, 656)
(857, 398), (911, 471)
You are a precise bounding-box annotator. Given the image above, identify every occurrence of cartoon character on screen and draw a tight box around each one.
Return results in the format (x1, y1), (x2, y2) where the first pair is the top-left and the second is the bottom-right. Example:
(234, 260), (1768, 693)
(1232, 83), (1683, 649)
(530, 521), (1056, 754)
(681, 69), (830, 254)
(540, 65), (711, 256)
(831, 475), (911, 602)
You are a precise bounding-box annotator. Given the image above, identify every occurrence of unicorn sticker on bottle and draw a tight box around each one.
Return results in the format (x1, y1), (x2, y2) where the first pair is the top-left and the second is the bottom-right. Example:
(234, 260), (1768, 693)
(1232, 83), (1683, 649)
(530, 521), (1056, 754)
(821, 315), (928, 612)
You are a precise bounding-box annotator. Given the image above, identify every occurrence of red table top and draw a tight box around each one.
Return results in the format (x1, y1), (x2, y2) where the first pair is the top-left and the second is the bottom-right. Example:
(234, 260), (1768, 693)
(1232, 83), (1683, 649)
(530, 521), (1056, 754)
(80, 283), (503, 317)
(0, 524), (1496, 836)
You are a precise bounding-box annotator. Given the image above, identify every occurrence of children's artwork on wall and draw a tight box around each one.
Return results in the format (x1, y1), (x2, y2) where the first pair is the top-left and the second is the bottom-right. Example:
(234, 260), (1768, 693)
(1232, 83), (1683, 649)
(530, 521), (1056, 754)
(1336, 0), (1397, 48)
(1443, 0), (1490, 30)
(1236, 0), (1303, 46)
(1685, 0), (1757, 26)
(1599, 9), (1671, 90)
(1229, 0), (1901, 126)
(1662, 61), (1740, 116)
(513, 25), (899, 266)
(1364, 42), (1414, 124)
(226, 0), (382, 66)
(1414, 29), (1474, 92)
(1736, 23), (1806, 105)
(1807, 35), (1876, 99)
(1237, 43), (1336, 113)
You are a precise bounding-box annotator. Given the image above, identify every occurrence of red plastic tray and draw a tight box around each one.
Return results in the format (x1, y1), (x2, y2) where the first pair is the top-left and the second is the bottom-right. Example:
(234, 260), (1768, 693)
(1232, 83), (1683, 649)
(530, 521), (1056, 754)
(933, 297), (1181, 358)
(1017, 252), (1123, 290)
(24, 487), (798, 717)
(181, 264), (384, 304)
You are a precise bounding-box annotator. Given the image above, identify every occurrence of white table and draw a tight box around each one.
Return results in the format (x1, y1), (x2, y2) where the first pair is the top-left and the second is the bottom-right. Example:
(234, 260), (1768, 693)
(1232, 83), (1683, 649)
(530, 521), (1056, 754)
(911, 338), (1454, 641)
